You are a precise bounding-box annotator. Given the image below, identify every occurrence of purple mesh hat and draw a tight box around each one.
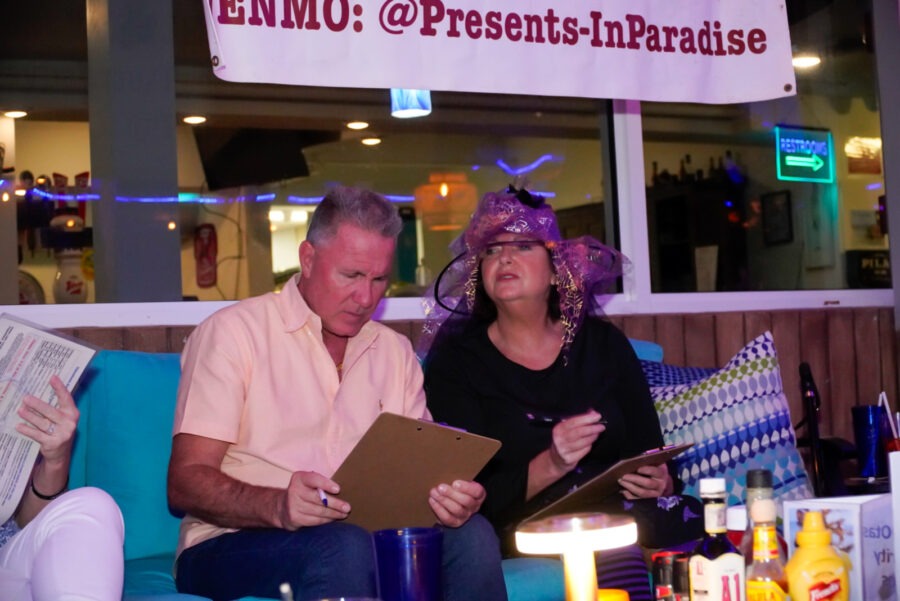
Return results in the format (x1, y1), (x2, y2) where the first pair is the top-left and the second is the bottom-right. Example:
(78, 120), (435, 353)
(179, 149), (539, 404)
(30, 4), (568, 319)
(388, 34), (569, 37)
(420, 185), (627, 357)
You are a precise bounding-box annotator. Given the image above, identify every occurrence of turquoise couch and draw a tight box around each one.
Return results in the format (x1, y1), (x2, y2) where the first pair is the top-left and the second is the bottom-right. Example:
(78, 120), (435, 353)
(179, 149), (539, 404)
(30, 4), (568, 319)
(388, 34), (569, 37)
(69, 340), (665, 601)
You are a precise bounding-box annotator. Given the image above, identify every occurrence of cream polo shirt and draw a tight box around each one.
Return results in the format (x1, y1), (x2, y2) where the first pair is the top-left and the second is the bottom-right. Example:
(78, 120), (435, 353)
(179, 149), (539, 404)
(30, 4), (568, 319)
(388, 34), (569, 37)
(172, 274), (428, 555)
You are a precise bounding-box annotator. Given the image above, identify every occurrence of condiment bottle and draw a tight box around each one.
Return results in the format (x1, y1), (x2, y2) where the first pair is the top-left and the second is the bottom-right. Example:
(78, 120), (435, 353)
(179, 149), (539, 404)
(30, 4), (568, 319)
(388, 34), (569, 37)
(785, 511), (850, 601)
(745, 488), (788, 601)
(726, 505), (747, 548)
(741, 469), (788, 561)
(688, 478), (744, 601)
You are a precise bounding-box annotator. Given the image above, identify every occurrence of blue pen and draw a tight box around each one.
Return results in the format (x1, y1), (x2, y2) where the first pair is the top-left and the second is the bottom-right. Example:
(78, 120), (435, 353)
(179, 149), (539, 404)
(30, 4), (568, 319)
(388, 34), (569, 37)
(317, 488), (328, 507)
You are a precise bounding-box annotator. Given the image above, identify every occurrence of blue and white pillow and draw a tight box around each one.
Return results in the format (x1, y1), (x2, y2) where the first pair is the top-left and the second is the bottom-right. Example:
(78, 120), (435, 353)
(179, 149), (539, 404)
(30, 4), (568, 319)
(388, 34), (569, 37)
(650, 331), (813, 507)
(641, 360), (716, 388)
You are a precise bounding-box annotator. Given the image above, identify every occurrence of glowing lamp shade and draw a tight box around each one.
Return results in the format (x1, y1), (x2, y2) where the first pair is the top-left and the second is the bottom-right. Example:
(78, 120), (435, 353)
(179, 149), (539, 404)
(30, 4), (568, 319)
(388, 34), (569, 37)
(390, 89), (432, 119)
(413, 172), (477, 231)
(516, 513), (637, 601)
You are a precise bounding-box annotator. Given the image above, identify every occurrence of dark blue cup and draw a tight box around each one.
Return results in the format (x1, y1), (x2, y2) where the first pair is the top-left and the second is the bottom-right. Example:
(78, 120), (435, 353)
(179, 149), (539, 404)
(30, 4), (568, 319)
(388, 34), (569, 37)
(851, 405), (888, 478)
(373, 527), (442, 601)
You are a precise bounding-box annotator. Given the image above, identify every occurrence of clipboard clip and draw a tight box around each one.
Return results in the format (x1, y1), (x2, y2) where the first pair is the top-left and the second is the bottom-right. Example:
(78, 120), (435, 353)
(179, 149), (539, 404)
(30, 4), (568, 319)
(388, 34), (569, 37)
(418, 418), (468, 434)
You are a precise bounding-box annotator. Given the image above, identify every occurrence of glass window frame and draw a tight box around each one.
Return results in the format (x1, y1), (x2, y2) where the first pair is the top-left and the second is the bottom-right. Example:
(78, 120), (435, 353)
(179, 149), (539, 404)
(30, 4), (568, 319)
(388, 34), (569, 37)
(5, 97), (894, 329)
(8, 0), (900, 326)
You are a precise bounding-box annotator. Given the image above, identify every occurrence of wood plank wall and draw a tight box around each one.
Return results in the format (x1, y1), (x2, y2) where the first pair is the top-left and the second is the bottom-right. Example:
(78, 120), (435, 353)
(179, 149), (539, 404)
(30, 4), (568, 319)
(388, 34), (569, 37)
(60, 307), (897, 442)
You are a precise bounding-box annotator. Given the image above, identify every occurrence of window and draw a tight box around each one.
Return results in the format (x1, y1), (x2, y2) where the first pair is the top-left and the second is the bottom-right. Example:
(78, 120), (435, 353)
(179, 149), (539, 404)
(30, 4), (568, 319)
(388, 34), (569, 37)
(640, 0), (889, 294)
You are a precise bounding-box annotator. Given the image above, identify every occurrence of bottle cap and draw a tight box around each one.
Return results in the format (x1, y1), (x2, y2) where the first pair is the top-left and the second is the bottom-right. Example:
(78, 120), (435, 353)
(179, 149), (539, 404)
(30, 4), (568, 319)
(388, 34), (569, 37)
(746, 469), (773, 489)
(726, 505), (748, 531)
(796, 510), (832, 547)
(699, 477), (726, 495)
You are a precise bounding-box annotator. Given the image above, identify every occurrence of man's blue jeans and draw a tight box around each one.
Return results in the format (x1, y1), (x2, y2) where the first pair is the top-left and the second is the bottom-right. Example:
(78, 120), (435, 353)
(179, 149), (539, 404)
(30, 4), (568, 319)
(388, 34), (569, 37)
(175, 514), (507, 601)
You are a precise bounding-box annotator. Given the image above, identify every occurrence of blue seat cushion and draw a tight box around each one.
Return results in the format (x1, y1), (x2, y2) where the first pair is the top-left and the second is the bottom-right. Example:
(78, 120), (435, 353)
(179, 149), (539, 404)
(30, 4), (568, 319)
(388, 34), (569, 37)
(628, 338), (664, 362)
(502, 557), (564, 601)
(73, 350), (184, 561)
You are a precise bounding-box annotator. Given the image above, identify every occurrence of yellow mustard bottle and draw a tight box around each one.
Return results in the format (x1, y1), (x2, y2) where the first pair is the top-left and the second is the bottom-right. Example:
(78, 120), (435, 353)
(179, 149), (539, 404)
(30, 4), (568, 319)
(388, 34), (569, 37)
(784, 510), (850, 601)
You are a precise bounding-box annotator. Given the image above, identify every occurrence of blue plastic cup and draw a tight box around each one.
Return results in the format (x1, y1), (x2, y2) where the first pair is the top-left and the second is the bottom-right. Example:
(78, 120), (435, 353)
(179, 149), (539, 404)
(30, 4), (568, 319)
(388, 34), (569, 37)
(852, 405), (888, 478)
(373, 527), (443, 601)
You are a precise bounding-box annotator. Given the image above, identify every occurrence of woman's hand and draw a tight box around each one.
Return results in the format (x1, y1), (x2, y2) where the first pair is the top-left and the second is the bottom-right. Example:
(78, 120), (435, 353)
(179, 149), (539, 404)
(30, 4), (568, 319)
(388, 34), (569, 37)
(16, 375), (79, 466)
(15, 376), (80, 525)
(548, 409), (606, 474)
(618, 463), (674, 499)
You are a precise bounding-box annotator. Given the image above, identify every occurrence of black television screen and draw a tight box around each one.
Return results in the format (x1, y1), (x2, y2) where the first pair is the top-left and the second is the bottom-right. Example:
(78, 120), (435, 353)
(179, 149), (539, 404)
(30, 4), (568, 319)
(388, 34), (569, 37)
(193, 128), (340, 191)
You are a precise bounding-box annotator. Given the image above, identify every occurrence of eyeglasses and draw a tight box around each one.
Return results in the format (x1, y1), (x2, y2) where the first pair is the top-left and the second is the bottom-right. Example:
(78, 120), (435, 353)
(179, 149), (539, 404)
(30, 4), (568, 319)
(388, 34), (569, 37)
(479, 239), (546, 260)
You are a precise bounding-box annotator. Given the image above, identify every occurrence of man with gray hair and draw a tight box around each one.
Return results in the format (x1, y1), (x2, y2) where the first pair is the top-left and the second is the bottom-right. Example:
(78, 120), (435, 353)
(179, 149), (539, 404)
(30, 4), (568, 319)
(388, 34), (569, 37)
(168, 186), (507, 600)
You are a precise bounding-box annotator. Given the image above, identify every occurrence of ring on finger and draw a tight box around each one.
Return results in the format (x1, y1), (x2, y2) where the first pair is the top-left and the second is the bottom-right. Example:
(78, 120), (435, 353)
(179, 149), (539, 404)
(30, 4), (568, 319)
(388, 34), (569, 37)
(46, 422), (55, 435)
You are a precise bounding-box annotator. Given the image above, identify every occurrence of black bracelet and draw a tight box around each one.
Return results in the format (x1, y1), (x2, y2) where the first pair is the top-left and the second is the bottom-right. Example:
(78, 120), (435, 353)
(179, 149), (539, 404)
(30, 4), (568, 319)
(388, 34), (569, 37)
(30, 476), (69, 501)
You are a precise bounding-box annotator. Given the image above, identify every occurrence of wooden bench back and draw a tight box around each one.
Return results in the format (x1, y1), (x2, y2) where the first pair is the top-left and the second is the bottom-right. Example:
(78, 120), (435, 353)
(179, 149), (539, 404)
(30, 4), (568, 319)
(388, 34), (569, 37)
(60, 307), (897, 443)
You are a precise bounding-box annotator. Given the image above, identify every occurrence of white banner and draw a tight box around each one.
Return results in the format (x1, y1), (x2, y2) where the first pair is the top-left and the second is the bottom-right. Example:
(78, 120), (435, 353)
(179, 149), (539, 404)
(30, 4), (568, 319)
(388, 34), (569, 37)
(203, 0), (796, 104)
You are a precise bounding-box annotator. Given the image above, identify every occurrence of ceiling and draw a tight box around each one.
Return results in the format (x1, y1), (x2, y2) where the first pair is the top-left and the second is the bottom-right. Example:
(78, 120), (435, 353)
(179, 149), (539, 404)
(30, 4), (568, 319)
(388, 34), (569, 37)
(0, 0), (608, 137)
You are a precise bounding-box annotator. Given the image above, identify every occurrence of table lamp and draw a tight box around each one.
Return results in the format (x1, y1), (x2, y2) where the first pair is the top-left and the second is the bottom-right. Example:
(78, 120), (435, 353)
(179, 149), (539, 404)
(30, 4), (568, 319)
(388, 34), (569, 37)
(516, 512), (637, 601)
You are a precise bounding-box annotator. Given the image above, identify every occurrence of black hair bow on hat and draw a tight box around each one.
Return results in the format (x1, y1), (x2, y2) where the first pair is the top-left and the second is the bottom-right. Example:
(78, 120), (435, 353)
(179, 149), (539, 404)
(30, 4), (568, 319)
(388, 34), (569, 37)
(506, 184), (543, 209)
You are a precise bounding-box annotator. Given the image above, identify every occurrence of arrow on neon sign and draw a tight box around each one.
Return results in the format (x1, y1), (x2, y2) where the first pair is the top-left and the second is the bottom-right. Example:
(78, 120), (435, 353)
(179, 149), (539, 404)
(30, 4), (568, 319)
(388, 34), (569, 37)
(785, 154), (825, 171)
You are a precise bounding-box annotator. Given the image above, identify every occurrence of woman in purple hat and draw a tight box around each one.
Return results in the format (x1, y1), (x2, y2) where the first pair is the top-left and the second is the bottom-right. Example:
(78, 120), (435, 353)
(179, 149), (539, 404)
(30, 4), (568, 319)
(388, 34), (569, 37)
(422, 186), (702, 601)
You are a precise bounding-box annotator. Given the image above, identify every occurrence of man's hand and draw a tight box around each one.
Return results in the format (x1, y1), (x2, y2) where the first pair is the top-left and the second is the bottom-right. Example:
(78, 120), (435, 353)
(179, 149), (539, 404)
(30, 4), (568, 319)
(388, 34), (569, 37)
(169, 433), (349, 531)
(618, 463), (674, 499)
(548, 409), (606, 474)
(428, 480), (485, 528)
(279, 471), (350, 530)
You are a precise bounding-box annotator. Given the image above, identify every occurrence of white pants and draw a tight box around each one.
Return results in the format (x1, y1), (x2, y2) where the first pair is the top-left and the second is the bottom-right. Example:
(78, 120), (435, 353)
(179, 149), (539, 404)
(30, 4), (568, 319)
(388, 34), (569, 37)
(0, 487), (124, 601)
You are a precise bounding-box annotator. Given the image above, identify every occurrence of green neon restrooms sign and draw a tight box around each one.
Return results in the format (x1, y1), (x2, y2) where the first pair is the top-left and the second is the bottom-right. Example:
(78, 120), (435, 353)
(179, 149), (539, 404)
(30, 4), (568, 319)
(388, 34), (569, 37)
(775, 126), (834, 184)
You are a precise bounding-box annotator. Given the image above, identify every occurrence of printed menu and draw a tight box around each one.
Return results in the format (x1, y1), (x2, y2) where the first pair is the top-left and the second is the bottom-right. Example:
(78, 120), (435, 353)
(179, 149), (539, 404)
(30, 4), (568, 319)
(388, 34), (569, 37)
(0, 314), (96, 523)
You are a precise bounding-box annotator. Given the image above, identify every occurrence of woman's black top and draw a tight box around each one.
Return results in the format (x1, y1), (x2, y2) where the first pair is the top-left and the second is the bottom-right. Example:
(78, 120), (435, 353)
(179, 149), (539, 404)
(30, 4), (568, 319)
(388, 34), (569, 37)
(424, 317), (670, 539)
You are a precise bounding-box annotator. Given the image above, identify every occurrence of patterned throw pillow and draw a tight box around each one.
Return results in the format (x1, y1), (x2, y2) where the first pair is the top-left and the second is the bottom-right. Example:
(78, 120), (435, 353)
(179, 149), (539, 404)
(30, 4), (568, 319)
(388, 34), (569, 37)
(651, 331), (813, 507)
(641, 360), (717, 388)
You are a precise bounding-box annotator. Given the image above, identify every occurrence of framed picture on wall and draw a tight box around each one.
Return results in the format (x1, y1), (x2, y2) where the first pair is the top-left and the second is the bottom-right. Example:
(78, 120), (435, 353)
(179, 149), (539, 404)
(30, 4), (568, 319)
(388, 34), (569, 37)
(761, 190), (793, 246)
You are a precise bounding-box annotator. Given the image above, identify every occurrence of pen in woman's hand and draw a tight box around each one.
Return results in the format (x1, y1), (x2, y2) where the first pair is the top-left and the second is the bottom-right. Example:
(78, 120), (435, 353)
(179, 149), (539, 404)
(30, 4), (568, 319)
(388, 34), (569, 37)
(525, 411), (607, 427)
(317, 487), (328, 507)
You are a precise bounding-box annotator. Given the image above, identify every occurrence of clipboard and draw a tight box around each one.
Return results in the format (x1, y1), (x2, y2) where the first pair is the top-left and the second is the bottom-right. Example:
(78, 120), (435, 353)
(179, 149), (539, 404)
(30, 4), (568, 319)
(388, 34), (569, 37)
(332, 412), (502, 531)
(523, 442), (693, 523)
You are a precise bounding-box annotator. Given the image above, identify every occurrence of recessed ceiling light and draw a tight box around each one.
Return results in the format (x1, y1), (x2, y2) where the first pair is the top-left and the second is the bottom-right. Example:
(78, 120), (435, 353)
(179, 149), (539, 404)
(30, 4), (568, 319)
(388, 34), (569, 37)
(346, 121), (369, 130)
(361, 137), (382, 146)
(183, 115), (207, 125)
(792, 55), (821, 69)
(3, 110), (27, 119)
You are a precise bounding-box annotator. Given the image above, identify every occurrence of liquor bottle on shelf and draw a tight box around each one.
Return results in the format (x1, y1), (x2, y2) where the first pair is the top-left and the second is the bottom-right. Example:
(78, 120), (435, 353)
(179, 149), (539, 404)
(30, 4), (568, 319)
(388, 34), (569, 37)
(744, 471), (788, 600)
(684, 154), (695, 183)
(688, 478), (744, 601)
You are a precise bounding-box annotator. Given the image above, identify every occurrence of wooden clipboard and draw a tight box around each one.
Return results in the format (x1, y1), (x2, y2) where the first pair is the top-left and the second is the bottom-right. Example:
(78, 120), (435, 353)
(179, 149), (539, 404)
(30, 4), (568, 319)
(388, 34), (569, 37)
(332, 412), (502, 531)
(524, 442), (693, 523)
